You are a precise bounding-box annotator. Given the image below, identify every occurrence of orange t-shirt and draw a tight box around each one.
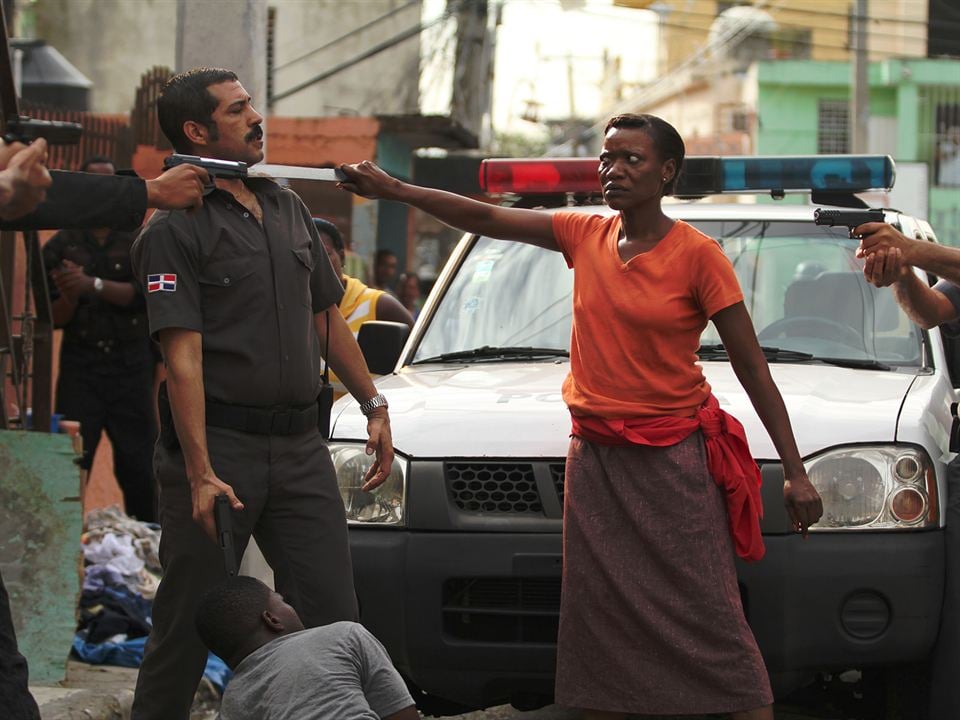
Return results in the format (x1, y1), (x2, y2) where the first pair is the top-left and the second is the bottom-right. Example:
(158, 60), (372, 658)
(552, 212), (743, 419)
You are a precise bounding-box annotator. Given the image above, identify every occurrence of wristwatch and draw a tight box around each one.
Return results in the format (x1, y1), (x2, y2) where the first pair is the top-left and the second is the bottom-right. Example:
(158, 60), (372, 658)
(92, 277), (104, 294)
(359, 393), (388, 416)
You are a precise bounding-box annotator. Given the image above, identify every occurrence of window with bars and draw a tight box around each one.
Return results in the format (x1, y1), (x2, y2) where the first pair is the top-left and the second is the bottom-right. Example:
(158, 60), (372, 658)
(935, 103), (960, 187)
(818, 99), (849, 155)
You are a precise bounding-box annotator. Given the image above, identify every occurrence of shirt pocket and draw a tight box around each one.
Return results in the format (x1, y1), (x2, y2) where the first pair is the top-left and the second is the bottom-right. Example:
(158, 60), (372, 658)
(291, 246), (315, 308)
(199, 257), (258, 322)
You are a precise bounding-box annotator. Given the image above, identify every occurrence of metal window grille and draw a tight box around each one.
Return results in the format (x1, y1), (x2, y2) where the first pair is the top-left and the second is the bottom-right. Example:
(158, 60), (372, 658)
(818, 99), (849, 155)
(920, 85), (960, 189)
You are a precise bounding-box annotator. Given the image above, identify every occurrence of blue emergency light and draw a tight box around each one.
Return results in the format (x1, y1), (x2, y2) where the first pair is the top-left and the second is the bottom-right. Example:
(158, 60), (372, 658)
(479, 155), (896, 198)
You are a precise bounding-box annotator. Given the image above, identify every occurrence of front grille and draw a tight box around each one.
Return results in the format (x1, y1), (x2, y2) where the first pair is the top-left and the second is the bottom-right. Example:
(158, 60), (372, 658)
(446, 463), (542, 514)
(442, 577), (561, 643)
(550, 463), (565, 507)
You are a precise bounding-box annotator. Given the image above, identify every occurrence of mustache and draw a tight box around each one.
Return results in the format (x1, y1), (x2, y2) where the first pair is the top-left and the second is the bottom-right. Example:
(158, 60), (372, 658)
(246, 125), (264, 142)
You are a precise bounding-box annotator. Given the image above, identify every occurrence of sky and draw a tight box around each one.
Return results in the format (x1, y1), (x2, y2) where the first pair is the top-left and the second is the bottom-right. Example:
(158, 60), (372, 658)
(420, 0), (659, 140)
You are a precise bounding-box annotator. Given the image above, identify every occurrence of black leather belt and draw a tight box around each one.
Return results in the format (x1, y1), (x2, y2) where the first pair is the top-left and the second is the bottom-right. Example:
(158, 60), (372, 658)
(205, 399), (318, 436)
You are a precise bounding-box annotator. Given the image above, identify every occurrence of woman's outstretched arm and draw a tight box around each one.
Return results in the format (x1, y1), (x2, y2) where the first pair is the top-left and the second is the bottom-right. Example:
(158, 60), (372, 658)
(339, 161), (559, 251)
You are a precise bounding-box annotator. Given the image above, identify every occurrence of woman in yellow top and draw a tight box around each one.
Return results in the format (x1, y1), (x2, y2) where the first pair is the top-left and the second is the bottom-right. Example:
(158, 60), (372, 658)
(313, 219), (413, 396)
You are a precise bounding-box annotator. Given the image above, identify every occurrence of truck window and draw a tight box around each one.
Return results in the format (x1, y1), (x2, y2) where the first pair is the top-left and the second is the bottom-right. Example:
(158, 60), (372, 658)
(413, 236), (573, 362)
(694, 221), (923, 366)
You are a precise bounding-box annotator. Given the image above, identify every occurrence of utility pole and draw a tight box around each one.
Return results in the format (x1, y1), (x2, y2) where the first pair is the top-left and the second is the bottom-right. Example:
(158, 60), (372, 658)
(850, 0), (870, 153)
(450, 0), (489, 139)
(176, 0), (268, 121)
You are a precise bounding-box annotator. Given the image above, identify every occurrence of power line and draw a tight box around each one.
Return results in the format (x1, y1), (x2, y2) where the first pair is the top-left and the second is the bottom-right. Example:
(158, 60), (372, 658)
(583, 6), (933, 47)
(652, 18), (924, 58)
(271, 3), (462, 104)
(635, 1), (960, 33)
(274, 0), (421, 73)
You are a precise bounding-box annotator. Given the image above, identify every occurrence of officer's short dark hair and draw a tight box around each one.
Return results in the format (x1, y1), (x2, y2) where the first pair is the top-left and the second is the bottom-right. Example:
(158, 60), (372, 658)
(313, 218), (344, 255)
(158, 67), (239, 153)
(80, 155), (114, 173)
(195, 576), (271, 662)
(604, 113), (685, 196)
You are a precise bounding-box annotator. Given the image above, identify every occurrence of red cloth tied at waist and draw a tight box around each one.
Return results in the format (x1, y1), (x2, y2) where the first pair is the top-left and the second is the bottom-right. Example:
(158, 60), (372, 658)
(570, 395), (765, 562)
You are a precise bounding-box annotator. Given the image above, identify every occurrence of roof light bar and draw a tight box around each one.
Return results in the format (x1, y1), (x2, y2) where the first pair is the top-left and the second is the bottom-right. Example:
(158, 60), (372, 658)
(479, 155), (896, 197)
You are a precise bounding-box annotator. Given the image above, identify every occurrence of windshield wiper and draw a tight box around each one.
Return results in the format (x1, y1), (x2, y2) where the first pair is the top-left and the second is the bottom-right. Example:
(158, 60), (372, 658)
(697, 344), (891, 370)
(815, 357), (892, 371)
(698, 344), (814, 362)
(413, 346), (570, 364)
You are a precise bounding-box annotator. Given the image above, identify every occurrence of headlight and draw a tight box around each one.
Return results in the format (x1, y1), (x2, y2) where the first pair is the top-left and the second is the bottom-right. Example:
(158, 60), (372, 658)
(805, 445), (938, 531)
(329, 443), (407, 526)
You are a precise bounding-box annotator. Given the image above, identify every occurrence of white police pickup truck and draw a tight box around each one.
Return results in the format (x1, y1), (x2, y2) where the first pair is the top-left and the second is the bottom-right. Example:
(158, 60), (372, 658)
(328, 155), (951, 717)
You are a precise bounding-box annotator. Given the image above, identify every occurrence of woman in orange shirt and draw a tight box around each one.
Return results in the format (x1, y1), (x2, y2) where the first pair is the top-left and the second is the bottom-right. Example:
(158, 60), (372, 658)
(338, 114), (822, 720)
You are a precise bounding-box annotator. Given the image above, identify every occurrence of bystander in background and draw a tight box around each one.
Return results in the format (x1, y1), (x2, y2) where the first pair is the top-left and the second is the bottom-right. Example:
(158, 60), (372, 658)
(373, 248), (399, 295)
(396, 272), (422, 320)
(42, 156), (158, 523)
(315, 219), (413, 397)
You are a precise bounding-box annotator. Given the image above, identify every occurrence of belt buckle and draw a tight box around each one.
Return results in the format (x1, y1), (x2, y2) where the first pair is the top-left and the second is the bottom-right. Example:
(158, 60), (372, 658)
(271, 410), (293, 435)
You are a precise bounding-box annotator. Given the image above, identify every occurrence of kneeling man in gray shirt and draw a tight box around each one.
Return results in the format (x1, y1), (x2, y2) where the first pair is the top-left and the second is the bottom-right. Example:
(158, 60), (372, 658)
(195, 577), (417, 720)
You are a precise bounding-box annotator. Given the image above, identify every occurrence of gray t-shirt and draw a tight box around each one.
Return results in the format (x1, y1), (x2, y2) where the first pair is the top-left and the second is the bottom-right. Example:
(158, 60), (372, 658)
(934, 279), (960, 337)
(219, 622), (414, 720)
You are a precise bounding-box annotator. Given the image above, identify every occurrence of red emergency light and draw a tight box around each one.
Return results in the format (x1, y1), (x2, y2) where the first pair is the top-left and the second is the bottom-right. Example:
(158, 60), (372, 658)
(479, 158), (600, 194)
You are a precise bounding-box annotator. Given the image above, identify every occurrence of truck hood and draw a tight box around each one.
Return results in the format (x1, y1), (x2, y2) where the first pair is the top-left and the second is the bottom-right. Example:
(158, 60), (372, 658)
(331, 361), (916, 459)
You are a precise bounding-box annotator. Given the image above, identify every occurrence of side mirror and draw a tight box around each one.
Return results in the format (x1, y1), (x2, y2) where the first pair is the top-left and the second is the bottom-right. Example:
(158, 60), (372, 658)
(357, 321), (410, 376)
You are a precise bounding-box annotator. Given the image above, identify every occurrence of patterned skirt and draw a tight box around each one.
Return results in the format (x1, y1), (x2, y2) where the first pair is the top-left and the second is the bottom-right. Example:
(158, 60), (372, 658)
(554, 433), (774, 715)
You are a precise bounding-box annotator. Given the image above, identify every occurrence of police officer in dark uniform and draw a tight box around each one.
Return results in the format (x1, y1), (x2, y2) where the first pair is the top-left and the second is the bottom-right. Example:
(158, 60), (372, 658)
(43, 156), (158, 522)
(129, 68), (394, 720)
(0, 139), (207, 720)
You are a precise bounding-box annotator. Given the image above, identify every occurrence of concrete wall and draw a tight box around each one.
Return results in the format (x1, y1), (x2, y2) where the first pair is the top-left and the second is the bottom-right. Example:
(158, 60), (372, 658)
(33, 0), (177, 113)
(0, 431), (83, 684)
(270, 0), (421, 117)
(31, 0), (422, 117)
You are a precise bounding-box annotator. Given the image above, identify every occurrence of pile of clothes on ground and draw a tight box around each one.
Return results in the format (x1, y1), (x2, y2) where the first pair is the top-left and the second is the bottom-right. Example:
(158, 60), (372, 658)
(71, 506), (230, 691)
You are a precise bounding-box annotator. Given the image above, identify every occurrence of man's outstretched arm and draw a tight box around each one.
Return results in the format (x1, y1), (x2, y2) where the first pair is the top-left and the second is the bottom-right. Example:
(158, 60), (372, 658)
(862, 248), (958, 329)
(1, 163), (208, 231)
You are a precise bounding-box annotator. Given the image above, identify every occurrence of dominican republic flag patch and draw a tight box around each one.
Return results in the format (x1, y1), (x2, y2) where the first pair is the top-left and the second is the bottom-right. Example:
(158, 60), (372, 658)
(147, 273), (177, 293)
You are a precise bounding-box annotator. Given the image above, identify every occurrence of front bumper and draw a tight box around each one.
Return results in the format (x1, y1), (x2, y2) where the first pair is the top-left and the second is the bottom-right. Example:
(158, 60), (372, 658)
(350, 528), (944, 708)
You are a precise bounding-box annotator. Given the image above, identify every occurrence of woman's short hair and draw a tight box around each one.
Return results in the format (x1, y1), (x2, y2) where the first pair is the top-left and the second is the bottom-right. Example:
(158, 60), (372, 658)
(195, 576), (272, 662)
(604, 113), (685, 196)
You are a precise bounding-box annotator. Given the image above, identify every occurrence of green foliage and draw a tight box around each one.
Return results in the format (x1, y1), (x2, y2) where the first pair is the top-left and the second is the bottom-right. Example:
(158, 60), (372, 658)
(491, 129), (550, 158)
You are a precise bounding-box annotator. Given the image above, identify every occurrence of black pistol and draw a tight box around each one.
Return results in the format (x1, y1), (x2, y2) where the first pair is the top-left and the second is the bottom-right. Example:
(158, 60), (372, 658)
(163, 153), (248, 179)
(3, 116), (82, 146)
(214, 493), (239, 577)
(813, 207), (886, 231)
(163, 154), (248, 196)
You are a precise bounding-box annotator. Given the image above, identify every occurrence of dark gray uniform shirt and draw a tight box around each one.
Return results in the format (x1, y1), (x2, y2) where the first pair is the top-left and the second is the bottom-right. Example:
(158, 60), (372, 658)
(131, 179), (343, 408)
(935, 279), (960, 337)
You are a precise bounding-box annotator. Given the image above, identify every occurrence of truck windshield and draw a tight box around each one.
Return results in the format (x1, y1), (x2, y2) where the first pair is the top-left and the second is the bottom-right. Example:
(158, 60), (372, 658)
(412, 220), (923, 367)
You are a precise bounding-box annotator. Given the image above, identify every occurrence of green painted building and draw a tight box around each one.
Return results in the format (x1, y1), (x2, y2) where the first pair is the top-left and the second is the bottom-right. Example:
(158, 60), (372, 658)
(757, 59), (960, 242)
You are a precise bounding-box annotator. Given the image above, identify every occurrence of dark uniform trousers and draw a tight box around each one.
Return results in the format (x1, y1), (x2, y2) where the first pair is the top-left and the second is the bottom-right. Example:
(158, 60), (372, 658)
(56, 359), (157, 523)
(130, 425), (358, 720)
(0, 571), (40, 720)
